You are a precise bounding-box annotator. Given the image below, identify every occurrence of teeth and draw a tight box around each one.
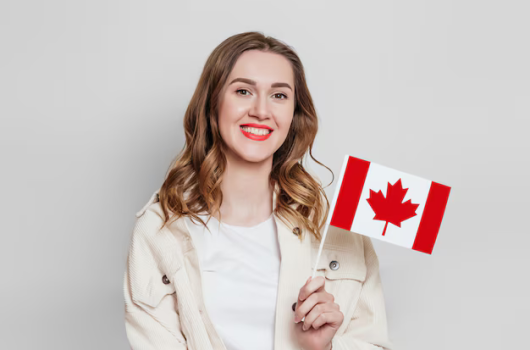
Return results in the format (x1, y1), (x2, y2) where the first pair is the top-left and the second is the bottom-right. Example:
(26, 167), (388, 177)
(241, 126), (271, 135)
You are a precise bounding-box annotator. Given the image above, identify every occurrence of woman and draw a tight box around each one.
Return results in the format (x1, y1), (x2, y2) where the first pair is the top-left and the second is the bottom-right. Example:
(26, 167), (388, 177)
(123, 31), (393, 350)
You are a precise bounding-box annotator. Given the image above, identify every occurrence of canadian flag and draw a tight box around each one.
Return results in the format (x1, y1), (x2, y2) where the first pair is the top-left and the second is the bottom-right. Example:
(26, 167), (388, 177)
(328, 155), (451, 255)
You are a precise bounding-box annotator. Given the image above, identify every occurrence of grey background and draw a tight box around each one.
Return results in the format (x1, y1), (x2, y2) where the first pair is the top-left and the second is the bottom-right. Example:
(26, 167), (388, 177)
(1, 0), (528, 349)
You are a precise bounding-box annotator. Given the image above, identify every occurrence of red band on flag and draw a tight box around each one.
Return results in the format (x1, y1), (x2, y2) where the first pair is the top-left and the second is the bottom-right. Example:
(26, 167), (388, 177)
(412, 182), (451, 254)
(330, 156), (370, 231)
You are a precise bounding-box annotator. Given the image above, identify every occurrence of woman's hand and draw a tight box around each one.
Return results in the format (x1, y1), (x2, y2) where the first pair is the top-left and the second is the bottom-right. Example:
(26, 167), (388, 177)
(293, 276), (344, 350)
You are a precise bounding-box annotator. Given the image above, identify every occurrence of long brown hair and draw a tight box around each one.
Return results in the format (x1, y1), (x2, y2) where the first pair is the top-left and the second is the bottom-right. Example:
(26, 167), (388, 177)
(158, 31), (334, 242)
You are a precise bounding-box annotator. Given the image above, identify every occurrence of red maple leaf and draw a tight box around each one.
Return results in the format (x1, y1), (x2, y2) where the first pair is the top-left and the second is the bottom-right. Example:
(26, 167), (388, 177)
(366, 178), (420, 236)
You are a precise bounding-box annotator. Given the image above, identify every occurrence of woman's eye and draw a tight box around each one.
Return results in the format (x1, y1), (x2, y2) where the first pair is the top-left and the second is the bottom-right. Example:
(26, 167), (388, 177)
(236, 89), (250, 96)
(236, 89), (286, 99)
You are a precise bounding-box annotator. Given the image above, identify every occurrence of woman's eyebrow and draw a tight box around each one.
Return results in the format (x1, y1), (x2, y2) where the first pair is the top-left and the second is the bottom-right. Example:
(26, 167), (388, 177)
(229, 77), (292, 91)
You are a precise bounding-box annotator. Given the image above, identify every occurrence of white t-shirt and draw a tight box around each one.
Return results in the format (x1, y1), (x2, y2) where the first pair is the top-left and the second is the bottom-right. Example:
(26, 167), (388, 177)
(185, 213), (281, 350)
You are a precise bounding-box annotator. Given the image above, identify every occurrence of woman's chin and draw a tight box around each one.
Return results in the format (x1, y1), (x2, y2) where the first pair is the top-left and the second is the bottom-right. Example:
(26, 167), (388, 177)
(237, 152), (273, 164)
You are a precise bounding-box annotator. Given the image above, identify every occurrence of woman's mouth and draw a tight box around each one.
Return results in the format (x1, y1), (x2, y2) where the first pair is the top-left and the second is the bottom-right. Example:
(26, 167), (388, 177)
(240, 125), (273, 141)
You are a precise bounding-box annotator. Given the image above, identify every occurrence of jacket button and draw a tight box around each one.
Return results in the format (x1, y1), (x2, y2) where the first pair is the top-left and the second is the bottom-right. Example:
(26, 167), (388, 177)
(292, 227), (300, 235)
(329, 260), (340, 271)
(162, 275), (170, 284)
(292, 302), (297, 311)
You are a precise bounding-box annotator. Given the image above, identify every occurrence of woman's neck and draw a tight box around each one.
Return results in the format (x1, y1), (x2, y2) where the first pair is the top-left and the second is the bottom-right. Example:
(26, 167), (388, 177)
(215, 153), (274, 227)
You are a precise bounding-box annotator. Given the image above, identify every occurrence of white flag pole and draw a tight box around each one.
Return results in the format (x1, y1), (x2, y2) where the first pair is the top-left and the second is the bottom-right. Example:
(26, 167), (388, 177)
(310, 154), (350, 279)
(311, 217), (331, 279)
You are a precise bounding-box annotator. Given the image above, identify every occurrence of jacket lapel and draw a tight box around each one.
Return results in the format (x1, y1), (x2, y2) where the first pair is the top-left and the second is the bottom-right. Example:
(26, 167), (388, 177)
(148, 193), (221, 350)
(272, 184), (314, 348)
(172, 212), (227, 350)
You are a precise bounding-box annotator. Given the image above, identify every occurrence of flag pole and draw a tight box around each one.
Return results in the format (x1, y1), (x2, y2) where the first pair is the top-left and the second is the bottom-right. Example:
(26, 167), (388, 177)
(311, 216), (332, 279)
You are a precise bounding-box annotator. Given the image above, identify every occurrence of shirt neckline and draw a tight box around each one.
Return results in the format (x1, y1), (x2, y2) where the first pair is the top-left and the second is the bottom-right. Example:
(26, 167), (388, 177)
(210, 213), (274, 231)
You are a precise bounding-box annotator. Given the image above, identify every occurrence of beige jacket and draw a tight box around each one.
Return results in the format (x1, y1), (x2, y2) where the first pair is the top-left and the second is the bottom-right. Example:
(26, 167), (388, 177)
(123, 185), (394, 349)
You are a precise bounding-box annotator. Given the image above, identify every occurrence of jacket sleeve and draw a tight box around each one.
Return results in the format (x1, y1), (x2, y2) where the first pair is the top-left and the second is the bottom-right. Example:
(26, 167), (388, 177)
(330, 235), (394, 350)
(123, 213), (188, 349)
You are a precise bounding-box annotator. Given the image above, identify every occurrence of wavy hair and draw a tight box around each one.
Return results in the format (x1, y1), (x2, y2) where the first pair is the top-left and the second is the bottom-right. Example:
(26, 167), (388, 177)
(158, 31), (334, 242)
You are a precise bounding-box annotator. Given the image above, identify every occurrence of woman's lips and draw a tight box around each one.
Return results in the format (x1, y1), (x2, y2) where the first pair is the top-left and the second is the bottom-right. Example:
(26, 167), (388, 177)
(240, 127), (273, 141)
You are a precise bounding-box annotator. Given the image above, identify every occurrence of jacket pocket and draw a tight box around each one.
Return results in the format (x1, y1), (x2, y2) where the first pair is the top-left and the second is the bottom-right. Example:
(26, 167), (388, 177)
(311, 241), (367, 282)
(133, 271), (178, 309)
(127, 220), (184, 310)
(126, 238), (183, 311)
(124, 267), (188, 347)
(310, 238), (367, 331)
(321, 247), (366, 282)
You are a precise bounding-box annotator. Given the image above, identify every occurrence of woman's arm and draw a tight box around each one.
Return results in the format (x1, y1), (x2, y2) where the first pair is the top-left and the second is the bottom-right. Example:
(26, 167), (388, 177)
(330, 235), (394, 350)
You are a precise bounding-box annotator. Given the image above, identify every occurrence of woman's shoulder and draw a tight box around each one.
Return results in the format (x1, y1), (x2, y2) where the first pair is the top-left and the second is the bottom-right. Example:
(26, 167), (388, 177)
(134, 188), (184, 223)
(130, 188), (186, 250)
(135, 188), (162, 219)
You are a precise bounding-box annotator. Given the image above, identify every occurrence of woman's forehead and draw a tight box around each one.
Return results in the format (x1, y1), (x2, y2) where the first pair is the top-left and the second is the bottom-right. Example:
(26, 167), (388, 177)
(228, 51), (294, 87)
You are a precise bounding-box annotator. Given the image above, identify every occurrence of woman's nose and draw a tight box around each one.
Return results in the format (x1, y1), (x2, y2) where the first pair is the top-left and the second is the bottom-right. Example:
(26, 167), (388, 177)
(249, 95), (272, 120)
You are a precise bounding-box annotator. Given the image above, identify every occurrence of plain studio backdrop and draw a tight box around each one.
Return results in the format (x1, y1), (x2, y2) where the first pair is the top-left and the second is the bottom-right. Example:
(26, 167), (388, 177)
(1, 0), (528, 349)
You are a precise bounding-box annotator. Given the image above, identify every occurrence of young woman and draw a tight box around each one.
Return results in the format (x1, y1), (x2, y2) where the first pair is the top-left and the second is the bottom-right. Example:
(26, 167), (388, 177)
(123, 31), (393, 350)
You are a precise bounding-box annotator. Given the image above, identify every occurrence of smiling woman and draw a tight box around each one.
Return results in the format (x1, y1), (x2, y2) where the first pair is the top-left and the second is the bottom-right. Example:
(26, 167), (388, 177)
(123, 31), (393, 350)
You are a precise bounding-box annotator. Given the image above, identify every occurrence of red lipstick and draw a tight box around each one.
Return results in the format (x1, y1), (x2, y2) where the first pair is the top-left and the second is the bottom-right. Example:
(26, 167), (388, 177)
(240, 124), (273, 141)
(240, 123), (274, 131)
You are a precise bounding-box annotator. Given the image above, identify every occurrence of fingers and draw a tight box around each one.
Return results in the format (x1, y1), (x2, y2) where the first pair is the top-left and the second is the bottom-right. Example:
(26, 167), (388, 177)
(292, 276), (345, 334)
(306, 309), (344, 331)
(298, 276), (325, 302)
(294, 291), (335, 323)
(294, 277), (335, 324)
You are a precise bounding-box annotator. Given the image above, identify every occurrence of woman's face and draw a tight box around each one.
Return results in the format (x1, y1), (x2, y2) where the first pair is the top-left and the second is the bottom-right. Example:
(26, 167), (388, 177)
(217, 50), (295, 164)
